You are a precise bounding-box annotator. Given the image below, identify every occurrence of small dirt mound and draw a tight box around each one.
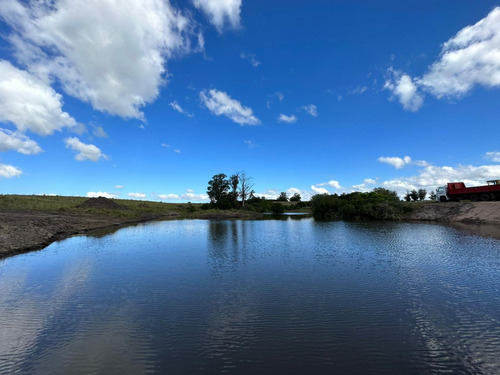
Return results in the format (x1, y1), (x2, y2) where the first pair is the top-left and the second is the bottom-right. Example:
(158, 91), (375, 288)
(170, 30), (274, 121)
(77, 197), (127, 210)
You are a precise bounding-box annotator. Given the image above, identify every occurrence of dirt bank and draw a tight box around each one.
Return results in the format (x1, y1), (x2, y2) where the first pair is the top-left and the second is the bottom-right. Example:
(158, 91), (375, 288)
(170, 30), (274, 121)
(408, 201), (500, 223)
(0, 210), (179, 259)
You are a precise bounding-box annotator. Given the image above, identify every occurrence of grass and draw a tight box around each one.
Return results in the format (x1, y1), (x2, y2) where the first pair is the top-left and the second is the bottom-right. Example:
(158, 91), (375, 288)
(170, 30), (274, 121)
(0, 194), (185, 218)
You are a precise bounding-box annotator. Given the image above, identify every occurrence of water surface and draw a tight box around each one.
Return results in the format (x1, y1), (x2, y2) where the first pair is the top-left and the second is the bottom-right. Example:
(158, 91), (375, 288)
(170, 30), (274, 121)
(1, 218), (500, 374)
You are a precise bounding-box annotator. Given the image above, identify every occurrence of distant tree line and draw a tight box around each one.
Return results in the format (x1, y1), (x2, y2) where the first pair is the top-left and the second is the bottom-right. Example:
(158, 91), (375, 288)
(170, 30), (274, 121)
(404, 189), (427, 202)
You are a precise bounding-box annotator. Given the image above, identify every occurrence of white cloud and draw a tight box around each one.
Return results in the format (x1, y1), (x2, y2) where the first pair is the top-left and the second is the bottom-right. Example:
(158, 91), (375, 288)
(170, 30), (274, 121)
(174, 149), (181, 153)
(128, 193), (146, 199)
(157, 190), (208, 202)
(200, 89), (260, 125)
(378, 156), (412, 169)
(1, 0), (202, 119)
(255, 189), (279, 200)
(244, 140), (259, 149)
(64, 137), (107, 162)
(92, 126), (108, 138)
(364, 178), (376, 184)
(0, 163), (22, 178)
(311, 185), (329, 195)
(170, 101), (194, 118)
(302, 104), (318, 117)
(192, 0), (241, 32)
(158, 193), (180, 200)
(420, 7), (500, 98)
(286, 187), (312, 201)
(86, 191), (119, 199)
(181, 190), (209, 201)
(316, 180), (342, 189)
(115, 185), (124, 189)
(327, 180), (341, 189)
(384, 71), (423, 111)
(485, 151), (500, 162)
(278, 114), (297, 123)
(381, 163), (500, 197)
(0, 60), (76, 135)
(385, 7), (500, 110)
(240, 52), (261, 67)
(0, 128), (42, 154)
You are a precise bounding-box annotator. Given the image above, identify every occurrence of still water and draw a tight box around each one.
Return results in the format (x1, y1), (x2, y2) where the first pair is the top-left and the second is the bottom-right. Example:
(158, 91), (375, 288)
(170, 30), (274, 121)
(1, 217), (500, 374)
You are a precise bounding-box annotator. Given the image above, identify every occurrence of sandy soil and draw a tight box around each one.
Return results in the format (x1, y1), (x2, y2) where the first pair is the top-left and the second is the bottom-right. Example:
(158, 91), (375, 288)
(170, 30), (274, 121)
(0, 210), (179, 259)
(408, 201), (500, 223)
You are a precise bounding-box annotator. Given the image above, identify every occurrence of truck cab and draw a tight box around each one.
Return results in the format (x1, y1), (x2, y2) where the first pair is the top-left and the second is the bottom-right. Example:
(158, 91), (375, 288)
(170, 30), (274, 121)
(435, 186), (448, 202)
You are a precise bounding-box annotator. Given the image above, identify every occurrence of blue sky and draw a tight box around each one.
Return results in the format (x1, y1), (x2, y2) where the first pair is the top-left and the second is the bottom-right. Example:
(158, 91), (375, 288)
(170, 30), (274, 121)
(1, 0), (500, 201)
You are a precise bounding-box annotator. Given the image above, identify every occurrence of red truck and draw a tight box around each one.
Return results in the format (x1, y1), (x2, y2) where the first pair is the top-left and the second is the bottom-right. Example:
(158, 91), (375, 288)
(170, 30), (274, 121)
(436, 180), (500, 202)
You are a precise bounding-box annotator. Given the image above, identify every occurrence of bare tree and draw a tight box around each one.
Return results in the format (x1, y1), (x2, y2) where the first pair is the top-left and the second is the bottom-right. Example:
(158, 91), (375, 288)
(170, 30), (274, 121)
(238, 171), (254, 207)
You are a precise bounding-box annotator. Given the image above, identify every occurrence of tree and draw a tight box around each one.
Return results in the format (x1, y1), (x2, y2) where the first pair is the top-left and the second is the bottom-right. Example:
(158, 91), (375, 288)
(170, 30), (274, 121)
(404, 191), (412, 202)
(418, 188), (427, 201)
(290, 193), (301, 202)
(238, 171), (254, 207)
(230, 173), (239, 205)
(429, 190), (437, 201)
(410, 189), (419, 202)
(207, 174), (230, 206)
(277, 192), (288, 202)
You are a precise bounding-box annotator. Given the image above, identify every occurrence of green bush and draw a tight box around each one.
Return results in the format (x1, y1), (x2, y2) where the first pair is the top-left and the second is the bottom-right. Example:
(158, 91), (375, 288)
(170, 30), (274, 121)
(271, 203), (285, 214)
(311, 188), (412, 221)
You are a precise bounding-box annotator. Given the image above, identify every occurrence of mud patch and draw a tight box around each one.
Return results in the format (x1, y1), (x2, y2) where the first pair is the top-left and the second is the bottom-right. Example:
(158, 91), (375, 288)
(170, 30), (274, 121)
(77, 197), (128, 210)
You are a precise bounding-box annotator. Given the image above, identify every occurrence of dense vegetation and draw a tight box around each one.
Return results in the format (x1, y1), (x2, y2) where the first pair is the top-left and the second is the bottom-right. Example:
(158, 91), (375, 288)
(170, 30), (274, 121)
(311, 188), (413, 221)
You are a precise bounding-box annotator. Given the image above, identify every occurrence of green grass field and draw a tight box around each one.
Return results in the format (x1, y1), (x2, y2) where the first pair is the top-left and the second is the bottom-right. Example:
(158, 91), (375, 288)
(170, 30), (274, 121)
(0, 194), (187, 217)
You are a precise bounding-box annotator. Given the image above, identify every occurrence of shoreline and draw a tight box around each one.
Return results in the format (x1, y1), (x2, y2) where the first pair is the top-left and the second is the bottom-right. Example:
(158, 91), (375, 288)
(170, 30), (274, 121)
(0, 209), (265, 260)
(2, 201), (500, 260)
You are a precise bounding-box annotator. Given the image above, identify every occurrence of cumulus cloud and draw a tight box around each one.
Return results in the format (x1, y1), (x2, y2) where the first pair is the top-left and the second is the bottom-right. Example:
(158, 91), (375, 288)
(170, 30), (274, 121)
(378, 156), (412, 169)
(420, 7), (500, 97)
(302, 104), (318, 117)
(0, 60), (76, 135)
(311, 185), (329, 195)
(157, 189), (208, 201)
(64, 137), (107, 162)
(0, 163), (22, 178)
(384, 71), (423, 111)
(381, 163), (500, 197)
(385, 7), (500, 110)
(278, 114), (297, 123)
(485, 151), (500, 162)
(317, 180), (342, 189)
(364, 178), (377, 184)
(0, 128), (42, 154)
(158, 193), (180, 200)
(115, 185), (124, 189)
(286, 187), (312, 201)
(200, 89), (260, 125)
(86, 191), (119, 199)
(170, 101), (194, 118)
(240, 52), (261, 67)
(181, 190), (209, 201)
(128, 193), (146, 199)
(192, 0), (241, 32)
(0, 0), (202, 119)
(255, 189), (279, 200)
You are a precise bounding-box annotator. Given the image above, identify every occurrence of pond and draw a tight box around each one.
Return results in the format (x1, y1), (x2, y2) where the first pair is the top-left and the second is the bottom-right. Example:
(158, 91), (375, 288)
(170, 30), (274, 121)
(1, 218), (500, 374)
